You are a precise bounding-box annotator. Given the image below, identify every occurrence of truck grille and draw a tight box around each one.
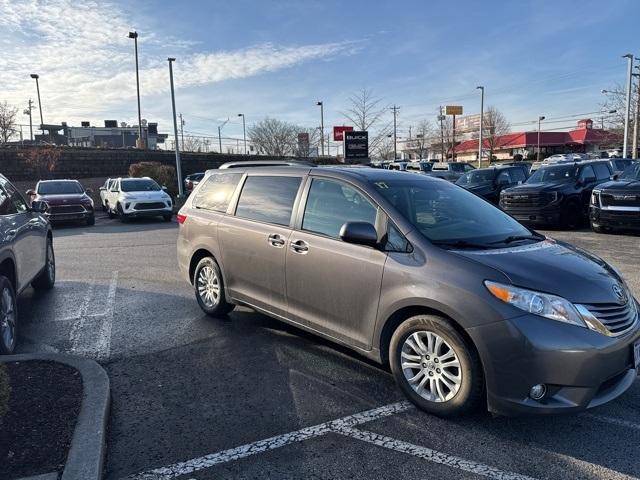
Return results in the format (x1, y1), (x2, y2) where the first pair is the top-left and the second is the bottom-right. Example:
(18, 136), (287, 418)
(49, 205), (85, 214)
(133, 202), (166, 210)
(581, 301), (638, 335)
(500, 192), (550, 208)
(600, 193), (640, 208)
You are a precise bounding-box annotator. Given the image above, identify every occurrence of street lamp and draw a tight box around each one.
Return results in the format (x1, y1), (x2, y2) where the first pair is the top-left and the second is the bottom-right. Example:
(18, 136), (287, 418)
(30, 74), (44, 139)
(217, 118), (229, 153)
(476, 86), (484, 167)
(622, 54), (634, 158)
(129, 31), (144, 149)
(316, 101), (324, 156)
(167, 57), (183, 198)
(238, 113), (247, 154)
(537, 115), (545, 161)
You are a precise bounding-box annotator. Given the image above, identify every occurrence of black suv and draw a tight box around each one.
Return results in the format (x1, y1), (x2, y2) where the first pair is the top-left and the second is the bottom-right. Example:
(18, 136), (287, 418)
(455, 165), (528, 204)
(590, 162), (640, 232)
(500, 160), (613, 228)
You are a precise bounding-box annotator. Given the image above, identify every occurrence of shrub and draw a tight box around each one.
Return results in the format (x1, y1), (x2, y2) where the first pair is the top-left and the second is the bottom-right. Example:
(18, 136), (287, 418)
(0, 363), (10, 424)
(19, 147), (61, 179)
(513, 153), (523, 162)
(128, 162), (177, 197)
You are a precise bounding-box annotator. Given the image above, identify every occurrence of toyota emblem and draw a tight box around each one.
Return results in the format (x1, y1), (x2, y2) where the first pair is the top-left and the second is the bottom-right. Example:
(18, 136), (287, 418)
(612, 284), (627, 304)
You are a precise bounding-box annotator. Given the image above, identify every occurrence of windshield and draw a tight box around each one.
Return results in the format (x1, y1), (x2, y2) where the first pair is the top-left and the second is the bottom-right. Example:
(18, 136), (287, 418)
(37, 181), (83, 195)
(372, 177), (533, 245)
(449, 163), (470, 173)
(527, 165), (577, 183)
(121, 179), (161, 192)
(456, 170), (496, 186)
(620, 163), (640, 180)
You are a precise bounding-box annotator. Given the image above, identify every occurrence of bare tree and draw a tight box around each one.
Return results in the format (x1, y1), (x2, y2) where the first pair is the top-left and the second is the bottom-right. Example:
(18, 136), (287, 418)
(0, 101), (18, 144)
(20, 147), (61, 179)
(411, 120), (435, 159)
(248, 117), (299, 156)
(372, 135), (395, 160)
(472, 106), (510, 160)
(182, 135), (203, 152)
(342, 88), (392, 153)
(295, 127), (322, 158)
(599, 82), (637, 133)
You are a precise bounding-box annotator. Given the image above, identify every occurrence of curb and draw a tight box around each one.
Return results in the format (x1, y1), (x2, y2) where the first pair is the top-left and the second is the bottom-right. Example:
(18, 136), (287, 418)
(1, 353), (110, 480)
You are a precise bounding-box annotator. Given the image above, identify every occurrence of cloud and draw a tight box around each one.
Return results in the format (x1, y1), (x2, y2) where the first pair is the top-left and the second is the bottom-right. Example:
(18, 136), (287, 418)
(0, 0), (358, 123)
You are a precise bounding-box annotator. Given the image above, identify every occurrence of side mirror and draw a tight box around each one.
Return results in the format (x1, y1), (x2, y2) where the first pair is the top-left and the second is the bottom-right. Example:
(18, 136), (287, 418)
(31, 200), (48, 213)
(85, 188), (93, 194)
(162, 185), (168, 190)
(339, 222), (378, 248)
(610, 174), (619, 181)
(99, 187), (106, 191)
(26, 189), (36, 196)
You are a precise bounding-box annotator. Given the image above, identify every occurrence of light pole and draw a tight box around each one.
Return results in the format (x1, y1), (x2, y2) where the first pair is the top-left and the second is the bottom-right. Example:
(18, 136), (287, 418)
(391, 105), (400, 159)
(30, 74), (44, 139)
(622, 54), (634, 158)
(217, 118), (229, 153)
(537, 116), (545, 161)
(632, 62), (640, 159)
(477, 86), (484, 167)
(316, 101), (324, 156)
(237, 113), (247, 154)
(128, 31), (144, 149)
(438, 107), (445, 161)
(167, 57), (183, 198)
(24, 99), (34, 142)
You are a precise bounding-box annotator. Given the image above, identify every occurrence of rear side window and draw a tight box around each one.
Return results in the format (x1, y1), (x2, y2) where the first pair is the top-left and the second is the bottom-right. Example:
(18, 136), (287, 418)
(579, 165), (596, 181)
(302, 178), (377, 239)
(235, 176), (301, 226)
(593, 163), (611, 180)
(0, 185), (17, 215)
(193, 173), (242, 213)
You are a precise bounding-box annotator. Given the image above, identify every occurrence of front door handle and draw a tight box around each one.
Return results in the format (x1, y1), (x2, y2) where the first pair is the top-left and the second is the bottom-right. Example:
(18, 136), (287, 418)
(268, 233), (285, 248)
(290, 240), (309, 254)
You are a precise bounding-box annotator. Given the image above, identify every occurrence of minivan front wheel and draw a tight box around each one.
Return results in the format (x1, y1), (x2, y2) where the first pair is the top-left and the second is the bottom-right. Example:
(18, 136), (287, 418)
(194, 257), (235, 317)
(389, 315), (483, 417)
(0, 276), (17, 354)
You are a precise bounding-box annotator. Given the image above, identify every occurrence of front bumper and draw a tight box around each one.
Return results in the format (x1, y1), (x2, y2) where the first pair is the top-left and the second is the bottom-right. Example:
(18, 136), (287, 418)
(501, 205), (562, 226)
(47, 206), (93, 222)
(590, 206), (640, 230)
(122, 200), (173, 217)
(466, 312), (639, 416)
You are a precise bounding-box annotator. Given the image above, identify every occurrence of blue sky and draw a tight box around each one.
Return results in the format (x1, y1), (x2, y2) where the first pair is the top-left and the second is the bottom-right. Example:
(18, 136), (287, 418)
(1, 0), (638, 145)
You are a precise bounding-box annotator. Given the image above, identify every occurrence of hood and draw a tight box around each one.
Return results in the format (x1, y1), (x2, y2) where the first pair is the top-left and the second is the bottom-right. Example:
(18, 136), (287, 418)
(37, 193), (92, 205)
(122, 190), (169, 200)
(454, 239), (626, 304)
(503, 181), (572, 194)
(597, 179), (640, 192)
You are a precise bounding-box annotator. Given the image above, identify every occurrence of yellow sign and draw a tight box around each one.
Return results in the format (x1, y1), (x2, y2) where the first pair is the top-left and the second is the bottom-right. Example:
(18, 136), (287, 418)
(445, 105), (463, 116)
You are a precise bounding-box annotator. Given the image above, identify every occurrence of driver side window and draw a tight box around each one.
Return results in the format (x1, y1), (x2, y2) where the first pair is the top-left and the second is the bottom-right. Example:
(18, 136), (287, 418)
(579, 165), (595, 181)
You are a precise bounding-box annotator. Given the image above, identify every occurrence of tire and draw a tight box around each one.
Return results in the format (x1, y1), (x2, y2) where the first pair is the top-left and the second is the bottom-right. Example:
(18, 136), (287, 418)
(101, 201), (107, 212)
(107, 203), (115, 219)
(32, 238), (56, 290)
(0, 276), (17, 354)
(86, 214), (95, 226)
(590, 222), (604, 233)
(117, 203), (128, 223)
(389, 315), (483, 417)
(193, 257), (235, 317)
(162, 214), (172, 222)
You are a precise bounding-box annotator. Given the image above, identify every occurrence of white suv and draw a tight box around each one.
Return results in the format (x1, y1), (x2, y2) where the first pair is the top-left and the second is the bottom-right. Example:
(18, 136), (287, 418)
(105, 177), (173, 222)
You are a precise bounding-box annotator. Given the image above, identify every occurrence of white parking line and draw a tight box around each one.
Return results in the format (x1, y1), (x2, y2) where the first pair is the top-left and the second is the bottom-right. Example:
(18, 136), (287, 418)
(125, 402), (413, 479)
(334, 426), (537, 480)
(93, 270), (118, 361)
(584, 412), (640, 431)
(68, 280), (96, 354)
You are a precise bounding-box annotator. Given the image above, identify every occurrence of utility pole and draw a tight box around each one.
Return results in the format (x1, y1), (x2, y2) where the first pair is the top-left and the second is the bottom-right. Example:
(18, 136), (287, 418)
(632, 62), (640, 159)
(452, 114), (457, 162)
(167, 57), (183, 198)
(391, 105), (400, 160)
(537, 115), (545, 161)
(317, 101), (324, 156)
(23, 99), (34, 142)
(217, 118), (229, 153)
(623, 54), (634, 158)
(477, 86), (485, 167)
(438, 106), (445, 161)
(179, 113), (185, 151)
(128, 31), (144, 149)
(30, 74), (44, 140)
(237, 113), (247, 154)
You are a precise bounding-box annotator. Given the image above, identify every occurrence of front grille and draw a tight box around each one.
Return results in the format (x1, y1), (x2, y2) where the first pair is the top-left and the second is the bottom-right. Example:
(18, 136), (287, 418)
(49, 205), (85, 214)
(133, 202), (166, 210)
(600, 193), (640, 208)
(581, 301), (637, 335)
(500, 192), (550, 209)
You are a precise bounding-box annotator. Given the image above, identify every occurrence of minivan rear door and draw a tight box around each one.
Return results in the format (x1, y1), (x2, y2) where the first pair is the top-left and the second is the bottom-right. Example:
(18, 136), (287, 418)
(285, 177), (386, 350)
(219, 174), (304, 318)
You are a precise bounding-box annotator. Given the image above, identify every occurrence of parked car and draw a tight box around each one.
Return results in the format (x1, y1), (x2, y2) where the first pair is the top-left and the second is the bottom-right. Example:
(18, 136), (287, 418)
(494, 161), (532, 176)
(177, 166), (639, 417)
(607, 158), (636, 176)
(455, 165), (527, 204)
(590, 162), (640, 233)
(104, 177), (173, 222)
(387, 161), (409, 171)
(406, 161), (434, 174)
(500, 160), (613, 228)
(184, 173), (205, 194)
(27, 179), (95, 226)
(0, 174), (55, 354)
(99, 178), (114, 211)
(427, 162), (475, 182)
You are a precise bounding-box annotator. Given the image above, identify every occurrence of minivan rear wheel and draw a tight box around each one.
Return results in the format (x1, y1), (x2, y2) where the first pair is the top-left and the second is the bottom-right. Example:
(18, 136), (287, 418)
(0, 276), (17, 355)
(194, 257), (235, 317)
(389, 315), (483, 417)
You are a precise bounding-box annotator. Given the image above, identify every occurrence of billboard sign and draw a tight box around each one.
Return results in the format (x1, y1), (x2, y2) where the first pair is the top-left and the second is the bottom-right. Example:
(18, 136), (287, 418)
(344, 130), (368, 160)
(445, 105), (463, 116)
(333, 125), (354, 141)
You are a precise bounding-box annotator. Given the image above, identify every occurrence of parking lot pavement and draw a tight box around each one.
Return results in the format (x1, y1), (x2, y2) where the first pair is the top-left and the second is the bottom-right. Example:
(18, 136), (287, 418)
(16, 216), (640, 479)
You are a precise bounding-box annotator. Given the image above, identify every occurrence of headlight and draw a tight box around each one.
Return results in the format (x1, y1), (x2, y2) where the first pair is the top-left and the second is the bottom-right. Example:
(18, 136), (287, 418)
(547, 191), (561, 203)
(485, 281), (586, 328)
(591, 190), (601, 206)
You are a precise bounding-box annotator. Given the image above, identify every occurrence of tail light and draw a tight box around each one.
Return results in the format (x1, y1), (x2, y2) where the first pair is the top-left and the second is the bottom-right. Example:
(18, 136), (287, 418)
(176, 213), (187, 225)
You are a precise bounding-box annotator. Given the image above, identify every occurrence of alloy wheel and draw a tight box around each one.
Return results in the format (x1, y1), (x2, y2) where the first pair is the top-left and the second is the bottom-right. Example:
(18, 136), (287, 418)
(400, 331), (462, 403)
(197, 265), (220, 308)
(0, 287), (16, 352)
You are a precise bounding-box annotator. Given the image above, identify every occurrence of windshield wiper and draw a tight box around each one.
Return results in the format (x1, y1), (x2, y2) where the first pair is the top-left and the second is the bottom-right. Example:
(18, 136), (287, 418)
(431, 240), (496, 250)
(488, 233), (545, 245)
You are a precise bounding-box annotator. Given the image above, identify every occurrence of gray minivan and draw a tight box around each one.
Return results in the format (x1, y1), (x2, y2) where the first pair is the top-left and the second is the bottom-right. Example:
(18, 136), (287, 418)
(177, 166), (639, 417)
